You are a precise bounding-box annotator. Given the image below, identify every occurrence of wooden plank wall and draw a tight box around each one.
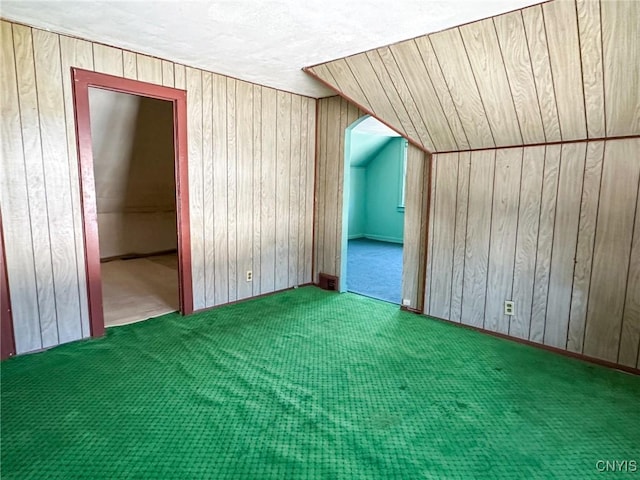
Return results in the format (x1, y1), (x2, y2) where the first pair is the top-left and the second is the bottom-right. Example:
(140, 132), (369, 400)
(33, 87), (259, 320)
(0, 20), (316, 355)
(307, 0), (639, 152)
(315, 96), (430, 311)
(425, 138), (640, 368)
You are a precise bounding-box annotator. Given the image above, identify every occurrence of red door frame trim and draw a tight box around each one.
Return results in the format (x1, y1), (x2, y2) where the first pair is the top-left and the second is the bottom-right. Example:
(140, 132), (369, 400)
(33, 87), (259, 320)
(72, 68), (193, 338)
(0, 209), (16, 359)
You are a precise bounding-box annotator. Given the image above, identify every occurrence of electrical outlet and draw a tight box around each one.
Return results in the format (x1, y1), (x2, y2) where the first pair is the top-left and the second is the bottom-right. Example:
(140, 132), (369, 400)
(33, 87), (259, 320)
(504, 301), (515, 316)
(246, 270), (253, 282)
(402, 299), (411, 307)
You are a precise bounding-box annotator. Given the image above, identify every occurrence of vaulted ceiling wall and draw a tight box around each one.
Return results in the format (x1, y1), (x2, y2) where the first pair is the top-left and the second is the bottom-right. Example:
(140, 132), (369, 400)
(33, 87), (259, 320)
(305, 0), (639, 153)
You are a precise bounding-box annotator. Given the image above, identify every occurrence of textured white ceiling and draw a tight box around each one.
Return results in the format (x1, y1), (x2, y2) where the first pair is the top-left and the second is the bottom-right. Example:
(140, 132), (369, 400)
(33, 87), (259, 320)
(1, 0), (544, 98)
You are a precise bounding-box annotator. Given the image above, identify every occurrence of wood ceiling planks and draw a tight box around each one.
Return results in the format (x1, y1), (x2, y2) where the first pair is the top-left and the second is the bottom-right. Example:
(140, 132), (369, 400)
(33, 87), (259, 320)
(307, 0), (638, 153)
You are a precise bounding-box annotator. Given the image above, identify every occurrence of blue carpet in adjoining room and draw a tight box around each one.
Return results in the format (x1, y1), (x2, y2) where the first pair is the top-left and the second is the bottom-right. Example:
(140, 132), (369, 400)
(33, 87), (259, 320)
(346, 238), (402, 304)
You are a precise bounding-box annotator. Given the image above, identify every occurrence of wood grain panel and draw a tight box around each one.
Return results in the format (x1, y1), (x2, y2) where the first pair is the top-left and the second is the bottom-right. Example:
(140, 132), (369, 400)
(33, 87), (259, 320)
(619, 186), (640, 367)
(324, 60), (372, 112)
(460, 150), (495, 327)
(304, 98), (316, 284)
(0, 20), (41, 353)
(576, 0), (605, 138)
(485, 148), (522, 334)
(413, 37), (469, 150)
(288, 95), (302, 285)
(33, 28), (82, 346)
(201, 71), (215, 305)
(542, 0), (586, 141)
(493, 11), (545, 144)
(260, 88), (277, 292)
(296, 97), (307, 286)
(567, 141), (604, 353)
(423, 157), (437, 313)
(544, 142), (587, 348)
(226, 78), (238, 301)
(333, 98), (347, 277)
(584, 139), (640, 362)
(460, 20), (522, 146)
(510, 146), (545, 339)
(389, 41), (457, 151)
(161, 60), (174, 88)
(450, 151), (470, 322)
(123, 51), (136, 79)
(13, 25), (57, 347)
(376, 46), (435, 151)
(136, 54), (162, 84)
(601, 0), (640, 137)
(519, 6), (561, 142)
(365, 50), (424, 150)
(185, 67), (205, 310)
(236, 80), (254, 300)
(275, 91), (291, 290)
(313, 99), (327, 283)
(529, 145), (561, 343)
(252, 85), (262, 295)
(92, 43), (123, 76)
(59, 34), (92, 338)
(429, 29), (494, 149)
(322, 97), (340, 277)
(401, 145), (429, 311)
(174, 64), (185, 89)
(212, 73), (229, 305)
(429, 154), (458, 319)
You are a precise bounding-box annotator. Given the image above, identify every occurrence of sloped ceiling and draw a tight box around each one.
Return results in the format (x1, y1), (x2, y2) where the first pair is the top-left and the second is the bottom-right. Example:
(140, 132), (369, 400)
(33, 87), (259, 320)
(305, 0), (640, 152)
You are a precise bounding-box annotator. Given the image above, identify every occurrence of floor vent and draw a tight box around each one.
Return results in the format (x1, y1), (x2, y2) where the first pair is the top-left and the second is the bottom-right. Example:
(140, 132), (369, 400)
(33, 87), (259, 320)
(318, 273), (339, 291)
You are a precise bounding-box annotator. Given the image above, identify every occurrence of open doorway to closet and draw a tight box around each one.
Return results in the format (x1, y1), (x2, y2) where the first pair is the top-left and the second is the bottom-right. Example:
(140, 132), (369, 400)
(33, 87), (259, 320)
(341, 116), (407, 304)
(73, 68), (192, 338)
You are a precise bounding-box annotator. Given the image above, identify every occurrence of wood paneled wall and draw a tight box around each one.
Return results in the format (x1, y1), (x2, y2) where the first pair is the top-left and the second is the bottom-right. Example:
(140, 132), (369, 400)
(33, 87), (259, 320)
(424, 138), (640, 368)
(315, 96), (429, 311)
(0, 20), (316, 354)
(306, 0), (639, 152)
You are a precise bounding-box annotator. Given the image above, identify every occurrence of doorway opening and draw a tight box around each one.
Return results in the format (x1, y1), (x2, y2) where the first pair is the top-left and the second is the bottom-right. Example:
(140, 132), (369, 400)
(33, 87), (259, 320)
(341, 116), (407, 304)
(73, 69), (192, 338)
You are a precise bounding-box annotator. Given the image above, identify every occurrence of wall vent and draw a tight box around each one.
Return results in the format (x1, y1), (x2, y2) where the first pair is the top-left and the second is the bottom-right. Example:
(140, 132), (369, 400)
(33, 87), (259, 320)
(318, 273), (339, 291)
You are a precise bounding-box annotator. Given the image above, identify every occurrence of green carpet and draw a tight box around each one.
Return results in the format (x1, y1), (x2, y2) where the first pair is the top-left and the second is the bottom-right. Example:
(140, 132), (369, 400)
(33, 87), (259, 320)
(1, 287), (638, 479)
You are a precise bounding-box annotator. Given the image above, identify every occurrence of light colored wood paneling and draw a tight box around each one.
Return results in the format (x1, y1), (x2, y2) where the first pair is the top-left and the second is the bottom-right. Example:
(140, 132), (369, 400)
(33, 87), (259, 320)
(429, 29), (494, 149)
(460, 150), (495, 327)
(212, 73), (229, 305)
(529, 145), (561, 343)
(59, 34), (92, 338)
(260, 88), (277, 292)
(423, 156), (437, 313)
(543, 142), (587, 348)
(601, 0), (640, 137)
(365, 50), (424, 150)
(236, 80), (254, 300)
(376, 46), (435, 151)
(542, 1), (586, 141)
(460, 20), (522, 146)
(413, 37), (469, 150)
(186, 68), (205, 310)
(323, 60), (372, 113)
(174, 64), (185, 89)
(296, 97), (307, 286)
(576, 0), (605, 138)
(333, 99), (347, 277)
(13, 25), (57, 347)
(567, 141), (604, 353)
(510, 146), (545, 339)
(161, 60), (174, 88)
(401, 145), (429, 311)
(485, 148), (522, 334)
(493, 11), (545, 144)
(33, 28), (82, 346)
(584, 139), (640, 362)
(275, 91), (291, 290)
(252, 85), (263, 295)
(619, 186), (640, 367)
(92, 43), (123, 76)
(304, 98), (316, 284)
(429, 154), (458, 319)
(136, 54), (162, 84)
(321, 97), (340, 277)
(0, 21), (42, 353)
(288, 95), (302, 286)
(226, 78), (238, 301)
(123, 51), (136, 79)
(201, 72), (215, 305)
(313, 99), (326, 283)
(516, 6), (561, 143)
(450, 151), (470, 322)
(389, 41), (457, 151)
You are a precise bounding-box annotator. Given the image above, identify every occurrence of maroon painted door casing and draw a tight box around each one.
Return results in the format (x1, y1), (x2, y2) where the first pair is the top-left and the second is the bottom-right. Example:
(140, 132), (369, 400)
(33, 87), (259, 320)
(72, 68), (193, 338)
